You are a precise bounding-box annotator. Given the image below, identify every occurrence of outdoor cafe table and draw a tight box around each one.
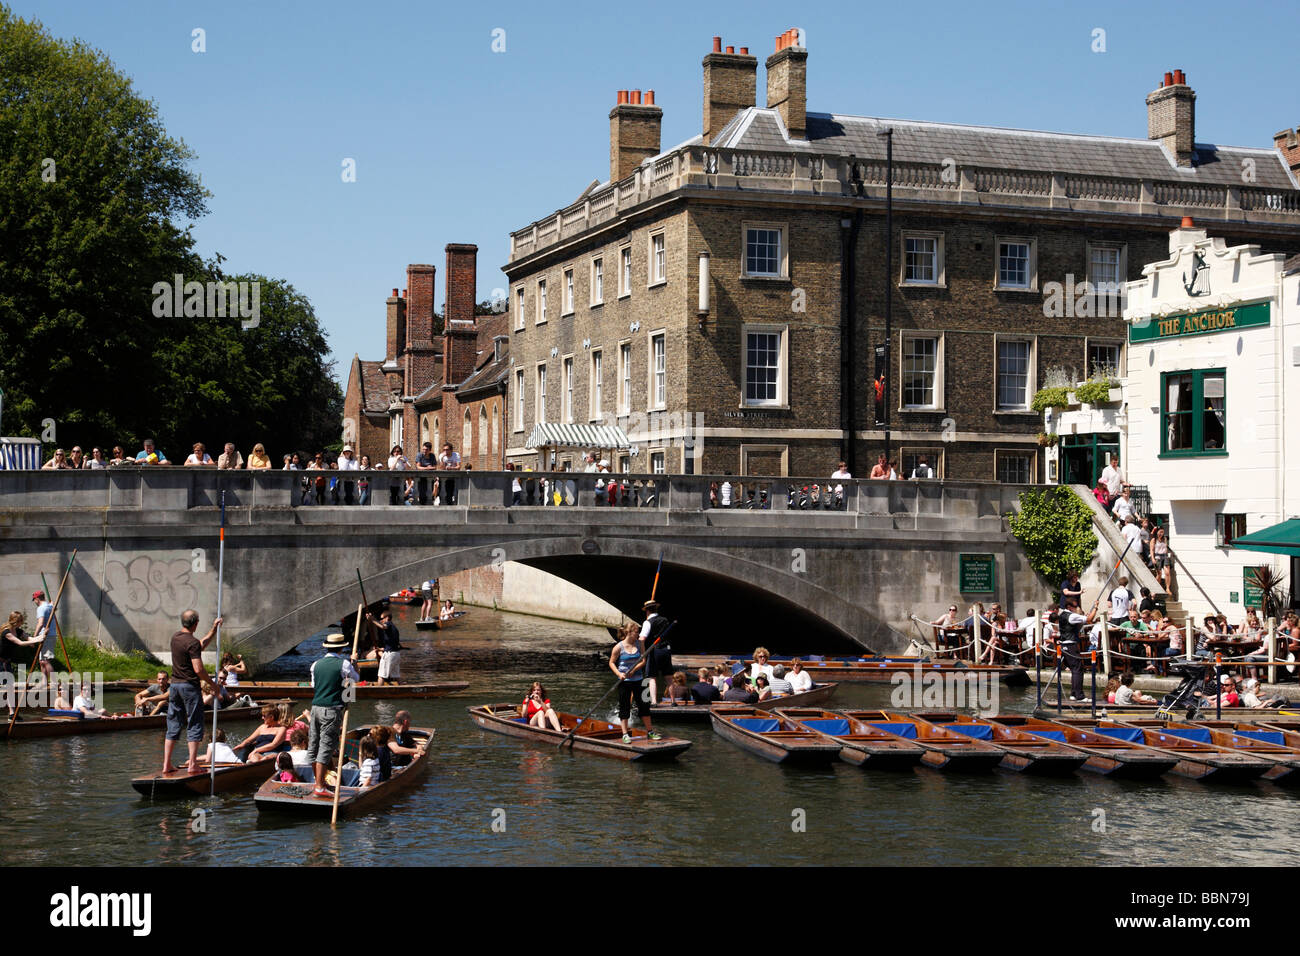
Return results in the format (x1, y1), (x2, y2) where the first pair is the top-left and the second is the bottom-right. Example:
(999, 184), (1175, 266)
(1204, 637), (1263, 660)
(1112, 629), (1170, 674)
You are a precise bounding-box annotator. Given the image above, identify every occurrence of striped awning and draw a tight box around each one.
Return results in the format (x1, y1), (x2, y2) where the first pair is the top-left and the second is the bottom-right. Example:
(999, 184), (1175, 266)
(525, 422), (631, 451)
(0, 438), (42, 470)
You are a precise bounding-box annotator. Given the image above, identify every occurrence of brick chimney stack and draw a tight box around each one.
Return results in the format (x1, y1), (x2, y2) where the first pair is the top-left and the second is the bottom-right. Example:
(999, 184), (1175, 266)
(1147, 69), (1196, 167)
(405, 264), (438, 348)
(609, 89), (663, 183)
(702, 36), (757, 146)
(1275, 126), (1300, 175)
(443, 243), (480, 388)
(385, 287), (406, 365)
(766, 28), (807, 140)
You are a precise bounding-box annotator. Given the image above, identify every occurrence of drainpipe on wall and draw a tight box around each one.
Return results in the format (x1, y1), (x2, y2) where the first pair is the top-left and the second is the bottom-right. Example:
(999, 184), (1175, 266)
(840, 209), (863, 476)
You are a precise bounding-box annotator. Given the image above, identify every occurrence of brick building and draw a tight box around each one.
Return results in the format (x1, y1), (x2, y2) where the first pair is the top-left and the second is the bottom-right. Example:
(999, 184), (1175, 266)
(343, 243), (509, 468)
(503, 33), (1300, 480)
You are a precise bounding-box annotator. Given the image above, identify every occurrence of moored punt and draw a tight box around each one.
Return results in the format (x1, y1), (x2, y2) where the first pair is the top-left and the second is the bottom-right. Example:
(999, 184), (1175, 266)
(3, 700), (272, 741)
(384, 589), (422, 606)
(843, 710), (1005, 772)
(709, 707), (843, 766)
(775, 708), (925, 769)
(237, 680), (468, 700)
(415, 611), (467, 631)
(914, 712), (1088, 775)
(674, 655), (1029, 686)
(467, 704), (690, 762)
(1120, 719), (1300, 786)
(254, 726), (434, 818)
(1055, 718), (1271, 783)
(991, 715), (1179, 779)
(131, 759), (276, 797)
(649, 682), (839, 721)
(1034, 701), (1298, 721)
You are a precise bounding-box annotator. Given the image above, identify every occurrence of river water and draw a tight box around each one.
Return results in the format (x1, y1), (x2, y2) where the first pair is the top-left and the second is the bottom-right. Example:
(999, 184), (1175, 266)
(2, 604), (1297, 867)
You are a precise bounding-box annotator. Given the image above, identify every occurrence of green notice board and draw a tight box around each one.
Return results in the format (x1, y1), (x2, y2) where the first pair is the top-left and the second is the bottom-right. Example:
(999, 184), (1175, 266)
(959, 553), (996, 593)
(1243, 567), (1265, 611)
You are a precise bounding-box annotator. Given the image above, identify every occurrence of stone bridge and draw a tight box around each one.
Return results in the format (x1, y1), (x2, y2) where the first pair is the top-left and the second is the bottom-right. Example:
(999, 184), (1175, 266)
(0, 469), (1056, 666)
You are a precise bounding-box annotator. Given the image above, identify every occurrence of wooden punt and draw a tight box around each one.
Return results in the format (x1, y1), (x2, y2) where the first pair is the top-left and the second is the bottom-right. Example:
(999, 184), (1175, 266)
(384, 589), (422, 606)
(649, 682), (839, 721)
(1035, 701), (1299, 721)
(254, 725), (434, 818)
(415, 611), (467, 632)
(842, 710), (1005, 772)
(674, 655), (1029, 686)
(1121, 718), (1300, 786)
(775, 708), (925, 769)
(1055, 718), (1271, 783)
(913, 712), (1088, 775)
(709, 707), (843, 766)
(131, 758), (276, 797)
(3, 700), (273, 741)
(236, 680), (468, 700)
(990, 715), (1179, 779)
(467, 704), (690, 762)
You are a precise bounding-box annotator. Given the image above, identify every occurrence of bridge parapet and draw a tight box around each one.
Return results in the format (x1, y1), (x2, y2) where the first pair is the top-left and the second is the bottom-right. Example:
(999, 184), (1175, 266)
(0, 468), (1039, 518)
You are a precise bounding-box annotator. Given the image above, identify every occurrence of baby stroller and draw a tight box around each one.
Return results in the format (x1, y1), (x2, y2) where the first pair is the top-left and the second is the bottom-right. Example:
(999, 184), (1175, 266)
(1155, 659), (1213, 719)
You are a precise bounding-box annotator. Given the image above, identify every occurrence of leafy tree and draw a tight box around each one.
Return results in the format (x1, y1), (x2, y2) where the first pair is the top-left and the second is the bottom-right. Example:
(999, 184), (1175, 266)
(1007, 488), (1099, 591)
(0, 6), (342, 457)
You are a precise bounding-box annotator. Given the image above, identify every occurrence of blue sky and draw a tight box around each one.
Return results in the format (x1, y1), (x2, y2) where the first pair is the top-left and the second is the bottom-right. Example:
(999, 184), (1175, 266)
(12, 0), (1299, 383)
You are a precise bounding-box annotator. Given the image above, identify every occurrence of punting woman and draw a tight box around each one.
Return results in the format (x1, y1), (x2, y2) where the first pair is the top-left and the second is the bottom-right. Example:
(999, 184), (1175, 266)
(608, 622), (663, 745)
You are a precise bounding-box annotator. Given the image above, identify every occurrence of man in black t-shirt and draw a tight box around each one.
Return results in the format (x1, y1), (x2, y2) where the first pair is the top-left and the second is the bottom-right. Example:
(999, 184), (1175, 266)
(690, 668), (721, 705)
(388, 710), (421, 767)
(415, 442), (437, 505)
(162, 609), (222, 774)
(365, 610), (403, 685)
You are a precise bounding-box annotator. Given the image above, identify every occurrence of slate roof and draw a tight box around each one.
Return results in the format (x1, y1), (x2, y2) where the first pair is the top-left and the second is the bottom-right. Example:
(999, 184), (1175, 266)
(356, 358), (393, 417)
(707, 108), (1298, 190)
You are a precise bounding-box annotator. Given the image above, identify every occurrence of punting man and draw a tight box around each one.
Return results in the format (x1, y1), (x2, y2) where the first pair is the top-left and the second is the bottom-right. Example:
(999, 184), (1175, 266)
(640, 600), (674, 705)
(365, 610), (403, 686)
(1048, 602), (1100, 703)
(388, 710), (421, 767)
(308, 632), (360, 798)
(162, 609), (223, 774)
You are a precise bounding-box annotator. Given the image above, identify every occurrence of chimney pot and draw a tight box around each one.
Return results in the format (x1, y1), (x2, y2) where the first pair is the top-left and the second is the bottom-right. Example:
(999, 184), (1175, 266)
(391, 288), (398, 298)
(1163, 71), (1173, 88)
(775, 34), (783, 52)
(712, 36), (721, 53)
(645, 89), (655, 105)
(725, 45), (734, 54)
(402, 288), (407, 298)
(617, 90), (627, 105)
(631, 89), (641, 104)
(739, 46), (748, 55)
(1181, 216), (1195, 228)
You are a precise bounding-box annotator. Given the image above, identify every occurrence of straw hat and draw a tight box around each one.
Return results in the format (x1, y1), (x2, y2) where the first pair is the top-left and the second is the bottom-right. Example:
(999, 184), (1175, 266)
(321, 632), (350, 652)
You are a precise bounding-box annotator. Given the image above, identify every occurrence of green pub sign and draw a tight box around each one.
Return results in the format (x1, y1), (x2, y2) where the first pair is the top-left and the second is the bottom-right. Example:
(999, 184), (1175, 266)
(1242, 567), (1266, 611)
(1129, 301), (1270, 343)
(959, 553), (996, 594)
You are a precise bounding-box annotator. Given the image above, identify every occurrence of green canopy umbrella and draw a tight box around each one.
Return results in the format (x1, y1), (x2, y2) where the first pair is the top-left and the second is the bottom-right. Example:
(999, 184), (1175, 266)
(1231, 519), (1300, 557)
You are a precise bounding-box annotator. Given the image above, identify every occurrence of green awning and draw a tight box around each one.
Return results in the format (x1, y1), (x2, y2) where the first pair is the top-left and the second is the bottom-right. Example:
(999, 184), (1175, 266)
(1232, 519), (1300, 557)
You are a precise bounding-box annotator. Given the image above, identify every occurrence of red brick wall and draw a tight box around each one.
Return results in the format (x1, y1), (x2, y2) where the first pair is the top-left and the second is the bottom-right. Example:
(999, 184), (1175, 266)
(445, 244), (478, 324)
(406, 264), (437, 346)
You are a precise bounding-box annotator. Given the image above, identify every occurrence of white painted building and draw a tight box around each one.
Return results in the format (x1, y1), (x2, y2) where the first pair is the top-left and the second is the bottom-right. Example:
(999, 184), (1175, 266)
(1122, 220), (1300, 618)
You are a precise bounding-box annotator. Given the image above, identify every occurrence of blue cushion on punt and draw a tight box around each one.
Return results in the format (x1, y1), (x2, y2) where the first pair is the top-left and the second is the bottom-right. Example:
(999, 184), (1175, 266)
(1030, 730), (1068, 742)
(870, 721), (918, 738)
(1164, 727), (1213, 744)
(806, 655), (824, 662)
(47, 709), (82, 718)
(801, 719), (851, 736)
(731, 718), (780, 733)
(949, 724), (994, 740)
(1236, 730), (1285, 746)
(1097, 727), (1145, 743)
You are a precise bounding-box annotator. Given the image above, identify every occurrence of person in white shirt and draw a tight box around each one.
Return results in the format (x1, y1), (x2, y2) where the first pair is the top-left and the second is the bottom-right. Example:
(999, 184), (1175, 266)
(72, 684), (106, 718)
(830, 461), (851, 508)
(787, 658), (814, 693)
(1015, 610), (1038, 649)
(184, 442), (213, 466)
(1100, 457), (1124, 504)
(720, 477), (733, 508)
(1121, 515), (1143, 557)
(909, 456), (934, 479)
(768, 665), (794, 695)
(337, 445), (359, 505)
(1112, 488), (1135, 523)
(438, 442), (462, 505)
(204, 729), (243, 764)
(748, 647), (775, 681)
(583, 453), (598, 473)
(388, 444), (411, 505)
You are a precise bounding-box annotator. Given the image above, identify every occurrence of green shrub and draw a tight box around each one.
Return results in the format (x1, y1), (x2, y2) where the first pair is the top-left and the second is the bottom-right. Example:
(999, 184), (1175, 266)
(1075, 379), (1117, 405)
(1030, 386), (1071, 412)
(44, 635), (164, 680)
(1008, 487), (1098, 587)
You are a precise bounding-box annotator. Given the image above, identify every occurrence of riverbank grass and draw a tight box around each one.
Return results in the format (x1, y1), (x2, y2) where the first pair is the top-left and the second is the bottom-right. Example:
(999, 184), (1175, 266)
(50, 636), (165, 681)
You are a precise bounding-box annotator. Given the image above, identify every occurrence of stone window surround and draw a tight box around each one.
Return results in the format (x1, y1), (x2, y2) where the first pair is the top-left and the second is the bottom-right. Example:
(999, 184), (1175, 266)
(562, 267), (575, 317)
(741, 322), (790, 409)
(589, 348), (603, 422)
(515, 286), (525, 332)
(740, 442), (790, 477)
(900, 230), (946, 287)
(619, 244), (633, 299)
(899, 330), (945, 412)
(536, 277), (548, 325)
(649, 447), (667, 475)
(514, 369), (525, 432)
(647, 230), (667, 288)
(535, 362), (547, 424)
(741, 221), (789, 280)
(617, 338), (632, 415)
(993, 333), (1037, 413)
(994, 235), (1038, 292)
(647, 328), (667, 411)
(1085, 241), (1128, 296)
(562, 353), (575, 423)
(590, 256), (604, 307)
(1084, 336), (1124, 378)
